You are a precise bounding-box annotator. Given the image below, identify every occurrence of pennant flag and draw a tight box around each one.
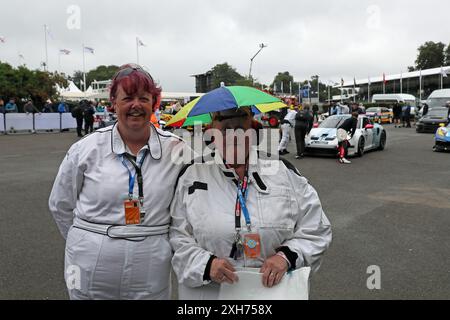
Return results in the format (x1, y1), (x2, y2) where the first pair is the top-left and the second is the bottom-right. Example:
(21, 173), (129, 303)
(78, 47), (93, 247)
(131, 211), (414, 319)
(45, 25), (54, 40)
(341, 78), (344, 86)
(59, 49), (71, 55)
(84, 46), (95, 54)
(18, 53), (25, 60)
(383, 73), (387, 84)
(0, 36), (5, 43)
(368, 76), (371, 85)
(137, 37), (146, 47)
(353, 77), (357, 87)
(441, 67), (448, 78)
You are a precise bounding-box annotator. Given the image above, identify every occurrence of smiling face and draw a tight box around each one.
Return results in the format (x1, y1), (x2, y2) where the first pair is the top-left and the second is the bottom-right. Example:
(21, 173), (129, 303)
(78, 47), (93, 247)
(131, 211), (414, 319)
(113, 85), (153, 132)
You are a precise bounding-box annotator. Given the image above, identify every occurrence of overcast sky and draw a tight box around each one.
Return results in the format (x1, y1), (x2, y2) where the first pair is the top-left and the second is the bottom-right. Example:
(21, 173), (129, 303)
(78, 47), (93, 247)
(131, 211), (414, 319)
(0, 0), (449, 91)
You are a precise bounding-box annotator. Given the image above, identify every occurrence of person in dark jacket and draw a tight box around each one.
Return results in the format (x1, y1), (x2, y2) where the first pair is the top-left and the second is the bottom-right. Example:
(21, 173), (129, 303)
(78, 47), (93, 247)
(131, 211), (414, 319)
(421, 103), (429, 117)
(337, 112), (358, 164)
(294, 105), (313, 159)
(71, 103), (85, 137)
(401, 103), (411, 128)
(83, 100), (96, 134)
(24, 99), (40, 114)
(392, 103), (402, 128)
(312, 104), (319, 122)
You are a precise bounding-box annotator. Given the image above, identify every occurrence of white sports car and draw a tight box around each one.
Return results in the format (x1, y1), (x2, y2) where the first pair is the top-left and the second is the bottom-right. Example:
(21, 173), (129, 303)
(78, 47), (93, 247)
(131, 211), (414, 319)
(305, 115), (387, 157)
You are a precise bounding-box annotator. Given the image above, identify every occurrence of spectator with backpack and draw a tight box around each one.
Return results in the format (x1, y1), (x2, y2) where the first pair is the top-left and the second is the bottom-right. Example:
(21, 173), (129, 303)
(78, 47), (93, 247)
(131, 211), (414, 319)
(83, 100), (96, 135)
(71, 102), (84, 137)
(294, 105), (313, 159)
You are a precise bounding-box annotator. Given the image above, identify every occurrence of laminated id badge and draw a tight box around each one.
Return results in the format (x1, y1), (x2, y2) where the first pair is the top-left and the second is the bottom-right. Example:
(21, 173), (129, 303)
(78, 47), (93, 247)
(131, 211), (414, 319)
(243, 233), (261, 260)
(124, 199), (141, 225)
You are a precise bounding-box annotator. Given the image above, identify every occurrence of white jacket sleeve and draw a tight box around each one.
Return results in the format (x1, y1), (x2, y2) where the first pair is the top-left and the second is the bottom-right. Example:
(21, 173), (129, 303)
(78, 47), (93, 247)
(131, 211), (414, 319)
(169, 179), (214, 288)
(48, 143), (84, 239)
(282, 169), (332, 273)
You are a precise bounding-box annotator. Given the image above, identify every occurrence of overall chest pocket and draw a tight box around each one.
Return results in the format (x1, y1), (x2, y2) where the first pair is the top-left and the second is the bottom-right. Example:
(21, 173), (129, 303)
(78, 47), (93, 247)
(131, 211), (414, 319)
(257, 187), (296, 230)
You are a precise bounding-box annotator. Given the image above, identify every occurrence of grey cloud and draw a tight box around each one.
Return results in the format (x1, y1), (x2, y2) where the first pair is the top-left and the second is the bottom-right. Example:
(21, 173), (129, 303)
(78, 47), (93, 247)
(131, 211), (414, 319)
(0, 0), (448, 91)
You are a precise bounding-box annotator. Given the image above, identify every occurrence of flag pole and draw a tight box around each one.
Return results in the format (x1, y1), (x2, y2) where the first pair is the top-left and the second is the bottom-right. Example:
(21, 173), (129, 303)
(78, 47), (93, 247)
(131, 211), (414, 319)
(419, 70), (422, 101)
(82, 44), (87, 95)
(400, 71), (403, 94)
(136, 37), (140, 65)
(368, 77), (371, 103)
(44, 25), (48, 71)
(317, 76), (320, 103)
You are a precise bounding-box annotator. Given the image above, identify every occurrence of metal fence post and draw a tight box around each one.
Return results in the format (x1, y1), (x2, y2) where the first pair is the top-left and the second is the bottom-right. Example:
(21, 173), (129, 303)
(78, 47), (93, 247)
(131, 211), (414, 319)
(3, 113), (7, 135)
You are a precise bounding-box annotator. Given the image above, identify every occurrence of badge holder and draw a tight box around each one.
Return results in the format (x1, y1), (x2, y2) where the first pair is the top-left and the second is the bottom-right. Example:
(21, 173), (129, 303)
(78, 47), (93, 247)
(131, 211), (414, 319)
(124, 196), (141, 225)
(242, 229), (262, 265)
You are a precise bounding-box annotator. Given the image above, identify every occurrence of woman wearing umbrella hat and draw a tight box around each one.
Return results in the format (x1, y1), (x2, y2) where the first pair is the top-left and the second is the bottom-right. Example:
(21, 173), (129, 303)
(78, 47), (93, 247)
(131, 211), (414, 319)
(169, 106), (332, 300)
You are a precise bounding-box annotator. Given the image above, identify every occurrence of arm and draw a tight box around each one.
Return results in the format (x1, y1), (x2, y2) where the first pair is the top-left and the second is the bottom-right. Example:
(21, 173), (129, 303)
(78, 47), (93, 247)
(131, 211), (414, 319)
(48, 143), (84, 239)
(281, 168), (332, 273)
(169, 179), (217, 288)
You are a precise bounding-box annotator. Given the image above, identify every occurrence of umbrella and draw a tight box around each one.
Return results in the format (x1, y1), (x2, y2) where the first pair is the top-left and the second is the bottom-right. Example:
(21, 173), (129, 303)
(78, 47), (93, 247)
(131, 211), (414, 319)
(166, 86), (285, 128)
(166, 101), (287, 128)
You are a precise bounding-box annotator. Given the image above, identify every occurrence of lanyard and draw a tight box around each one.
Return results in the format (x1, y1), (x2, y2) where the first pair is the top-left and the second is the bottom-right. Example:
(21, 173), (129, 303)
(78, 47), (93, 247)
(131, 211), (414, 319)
(121, 151), (148, 204)
(235, 174), (251, 231)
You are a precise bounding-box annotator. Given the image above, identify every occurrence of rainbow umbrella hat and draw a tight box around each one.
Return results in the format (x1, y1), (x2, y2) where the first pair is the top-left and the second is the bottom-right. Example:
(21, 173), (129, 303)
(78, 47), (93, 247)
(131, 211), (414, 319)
(166, 86), (282, 127)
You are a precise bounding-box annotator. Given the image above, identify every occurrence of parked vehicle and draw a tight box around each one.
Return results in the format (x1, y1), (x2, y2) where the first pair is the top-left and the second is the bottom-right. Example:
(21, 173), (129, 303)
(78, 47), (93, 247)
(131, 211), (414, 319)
(372, 94), (418, 117)
(305, 115), (387, 157)
(433, 123), (450, 152)
(416, 108), (449, 133)
(365, 107), (393, 124)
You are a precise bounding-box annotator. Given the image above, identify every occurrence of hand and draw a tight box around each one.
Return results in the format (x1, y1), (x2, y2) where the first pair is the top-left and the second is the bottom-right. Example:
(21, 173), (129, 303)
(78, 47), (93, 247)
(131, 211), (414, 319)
(210, 258), (239, 284)
(260, 255), (289, 288)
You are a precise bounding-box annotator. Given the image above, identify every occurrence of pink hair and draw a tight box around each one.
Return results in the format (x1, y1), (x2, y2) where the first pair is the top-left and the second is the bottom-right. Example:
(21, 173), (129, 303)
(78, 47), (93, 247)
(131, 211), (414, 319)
(109, 64), (162, 111)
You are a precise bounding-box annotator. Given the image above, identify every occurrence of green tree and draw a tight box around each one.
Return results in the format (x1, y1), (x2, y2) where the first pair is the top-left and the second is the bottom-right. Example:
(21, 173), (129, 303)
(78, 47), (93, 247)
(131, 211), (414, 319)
(0, 61), (68, 109)
(415, 41), (446, 70)
(210, 63), (245, 88)
(272, 72), (299, 94)
(445, 43), (450, 66)
(71, 65), (119, 89)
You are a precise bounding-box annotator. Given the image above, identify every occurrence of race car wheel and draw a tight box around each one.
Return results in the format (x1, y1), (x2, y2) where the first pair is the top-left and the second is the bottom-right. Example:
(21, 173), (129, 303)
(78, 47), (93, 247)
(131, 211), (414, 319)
(378, 131), (386, 150)
(268, 116), (279, 128)
(357, 138), (365, 157)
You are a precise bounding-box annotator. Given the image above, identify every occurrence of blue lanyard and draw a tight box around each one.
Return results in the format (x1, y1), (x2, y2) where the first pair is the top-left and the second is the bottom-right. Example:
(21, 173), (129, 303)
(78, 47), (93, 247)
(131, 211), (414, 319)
(121, 151), (147, 199)
(237, 182), (251, 227)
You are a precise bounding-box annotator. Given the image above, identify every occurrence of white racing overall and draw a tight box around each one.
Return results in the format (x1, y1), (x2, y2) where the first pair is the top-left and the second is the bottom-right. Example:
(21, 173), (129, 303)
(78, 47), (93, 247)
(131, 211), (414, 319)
(49, 123), (186, 299)
(170, 149), (332, 300)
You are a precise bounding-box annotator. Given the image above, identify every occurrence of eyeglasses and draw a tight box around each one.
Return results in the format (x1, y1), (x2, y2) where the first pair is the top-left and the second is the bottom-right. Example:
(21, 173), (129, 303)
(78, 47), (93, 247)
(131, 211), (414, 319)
(112, 64), (154, 82)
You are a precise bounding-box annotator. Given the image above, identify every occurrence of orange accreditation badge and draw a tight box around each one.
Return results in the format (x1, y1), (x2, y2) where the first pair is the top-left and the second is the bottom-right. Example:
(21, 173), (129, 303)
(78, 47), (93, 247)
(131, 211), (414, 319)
(243, 233), (261, 260)
(124, 199), (141, 225)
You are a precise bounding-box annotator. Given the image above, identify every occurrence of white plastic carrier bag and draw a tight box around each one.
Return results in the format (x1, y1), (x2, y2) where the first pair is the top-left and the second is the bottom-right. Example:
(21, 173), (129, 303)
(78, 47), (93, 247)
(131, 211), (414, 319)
(218, 267), (311, 300)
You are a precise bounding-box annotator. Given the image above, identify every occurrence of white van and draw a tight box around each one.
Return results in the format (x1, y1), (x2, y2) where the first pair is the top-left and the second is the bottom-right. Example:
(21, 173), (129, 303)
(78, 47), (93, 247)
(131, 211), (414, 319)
(372, 94), (418, 115)
(426, 89), (450, 109)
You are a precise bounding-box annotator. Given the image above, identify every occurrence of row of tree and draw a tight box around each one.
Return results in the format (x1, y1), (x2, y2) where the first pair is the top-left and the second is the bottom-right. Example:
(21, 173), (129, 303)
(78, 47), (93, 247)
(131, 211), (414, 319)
(408, 41), (450, 71)
(0, 61), (67, 108)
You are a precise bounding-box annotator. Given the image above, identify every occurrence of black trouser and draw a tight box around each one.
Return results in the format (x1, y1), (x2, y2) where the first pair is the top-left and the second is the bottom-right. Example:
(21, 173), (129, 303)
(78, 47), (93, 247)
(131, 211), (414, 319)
(84, 117), (94, 134)
(313, 111), (319, 122)
(76, 117), (84, 136)
(402, 115), (411, 127)
(295, 123), (308, 156)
